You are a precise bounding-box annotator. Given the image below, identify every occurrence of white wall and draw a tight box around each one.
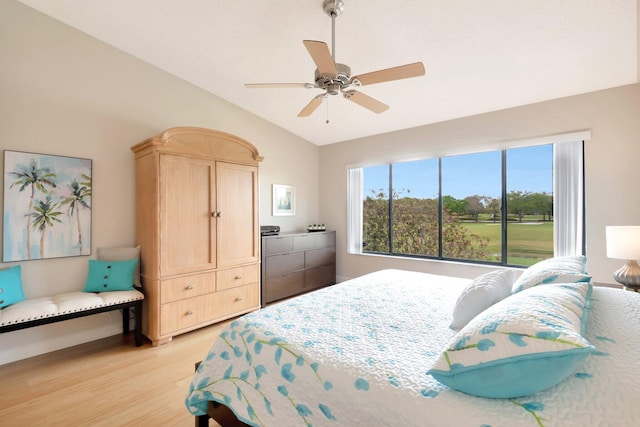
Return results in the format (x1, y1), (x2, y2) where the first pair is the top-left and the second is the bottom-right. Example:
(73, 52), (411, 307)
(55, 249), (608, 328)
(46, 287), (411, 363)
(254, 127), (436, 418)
(0, 1), (319, 364)
(320, 83), (640, 283)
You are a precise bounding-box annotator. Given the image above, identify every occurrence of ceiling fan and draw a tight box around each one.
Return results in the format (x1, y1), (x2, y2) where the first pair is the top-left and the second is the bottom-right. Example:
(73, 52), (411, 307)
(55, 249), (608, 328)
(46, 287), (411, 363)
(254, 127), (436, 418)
(245, 0), (426, 118)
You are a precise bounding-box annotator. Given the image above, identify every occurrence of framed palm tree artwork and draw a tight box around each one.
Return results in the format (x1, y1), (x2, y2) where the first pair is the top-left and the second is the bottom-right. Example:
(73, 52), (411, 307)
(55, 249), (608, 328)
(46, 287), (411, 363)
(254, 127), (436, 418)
(3, 150), (92, 262)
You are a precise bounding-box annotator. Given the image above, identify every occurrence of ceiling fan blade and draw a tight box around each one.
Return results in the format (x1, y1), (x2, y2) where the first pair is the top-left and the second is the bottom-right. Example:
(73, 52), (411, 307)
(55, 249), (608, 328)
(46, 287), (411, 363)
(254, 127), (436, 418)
(351, 62), (425, 86)
(245, 83), (316, 89)
(298, 94), (326, 117)
(343, 90), (389, 114)
(303, 40), (338, 76)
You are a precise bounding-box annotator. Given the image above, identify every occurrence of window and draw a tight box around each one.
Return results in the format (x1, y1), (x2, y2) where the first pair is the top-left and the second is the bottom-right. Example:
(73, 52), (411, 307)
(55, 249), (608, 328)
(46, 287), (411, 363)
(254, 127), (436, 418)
(441, 151), (501, 262)
(505, 145), (553, 265)
(349, 141), (584, 267)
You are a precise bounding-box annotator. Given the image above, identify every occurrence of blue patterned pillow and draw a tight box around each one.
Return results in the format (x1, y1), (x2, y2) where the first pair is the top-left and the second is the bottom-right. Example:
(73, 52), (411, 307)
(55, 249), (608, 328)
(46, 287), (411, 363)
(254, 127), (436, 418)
(428, 281), (594, 398)
(512, 255), (590, 293)
(0, 265), (25, 308)
(83, 259), (138, 292)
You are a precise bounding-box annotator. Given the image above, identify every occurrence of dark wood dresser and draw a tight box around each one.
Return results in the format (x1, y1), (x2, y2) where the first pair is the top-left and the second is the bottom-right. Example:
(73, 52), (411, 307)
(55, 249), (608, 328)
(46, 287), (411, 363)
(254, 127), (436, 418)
(261, 231), (336, 306)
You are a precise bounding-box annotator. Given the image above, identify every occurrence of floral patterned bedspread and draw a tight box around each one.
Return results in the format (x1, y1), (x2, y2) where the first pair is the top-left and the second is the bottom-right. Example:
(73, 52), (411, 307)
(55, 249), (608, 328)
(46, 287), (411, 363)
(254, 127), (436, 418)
(185, 269), (640, 427)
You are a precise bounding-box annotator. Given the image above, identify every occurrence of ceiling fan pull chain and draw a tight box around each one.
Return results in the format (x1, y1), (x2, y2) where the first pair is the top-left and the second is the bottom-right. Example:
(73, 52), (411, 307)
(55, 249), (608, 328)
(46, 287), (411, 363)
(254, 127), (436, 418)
(326, 95), (330, 124)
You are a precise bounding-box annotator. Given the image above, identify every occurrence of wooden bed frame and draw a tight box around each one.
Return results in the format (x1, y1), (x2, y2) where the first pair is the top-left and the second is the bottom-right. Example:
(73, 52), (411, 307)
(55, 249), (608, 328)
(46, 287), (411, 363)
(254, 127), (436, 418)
(195, 401), (248, 427)
(194, 362), (249, 427)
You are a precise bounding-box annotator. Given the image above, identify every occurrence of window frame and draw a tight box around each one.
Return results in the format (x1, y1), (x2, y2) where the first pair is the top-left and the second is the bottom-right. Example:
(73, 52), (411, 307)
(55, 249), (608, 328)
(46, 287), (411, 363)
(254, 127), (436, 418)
(348, 137), (586, 267)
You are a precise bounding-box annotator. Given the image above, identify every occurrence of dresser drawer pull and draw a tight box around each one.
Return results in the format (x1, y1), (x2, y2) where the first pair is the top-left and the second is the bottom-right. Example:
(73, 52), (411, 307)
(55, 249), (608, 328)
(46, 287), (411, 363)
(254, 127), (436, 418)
(234, 275), (242, 280)
(185, 285), (194, 290)
(235, 297), (243, 302)
(186, 310), (194, 316)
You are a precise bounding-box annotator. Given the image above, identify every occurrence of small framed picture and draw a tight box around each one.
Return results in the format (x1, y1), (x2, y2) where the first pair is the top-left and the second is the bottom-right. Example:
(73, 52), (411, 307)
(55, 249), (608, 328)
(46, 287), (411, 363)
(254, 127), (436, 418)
(272, 184), (295, 216)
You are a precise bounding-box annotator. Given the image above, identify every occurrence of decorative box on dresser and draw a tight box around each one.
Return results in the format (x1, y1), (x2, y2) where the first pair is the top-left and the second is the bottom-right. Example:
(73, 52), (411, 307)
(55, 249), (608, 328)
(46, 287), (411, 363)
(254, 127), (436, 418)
(261, 231), (336, 306)
(131, 127), (263, 346)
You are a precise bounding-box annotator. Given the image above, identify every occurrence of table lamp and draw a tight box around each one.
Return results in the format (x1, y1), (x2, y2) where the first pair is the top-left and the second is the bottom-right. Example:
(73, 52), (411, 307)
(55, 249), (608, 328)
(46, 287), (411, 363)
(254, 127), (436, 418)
(606, 226), (640, 290)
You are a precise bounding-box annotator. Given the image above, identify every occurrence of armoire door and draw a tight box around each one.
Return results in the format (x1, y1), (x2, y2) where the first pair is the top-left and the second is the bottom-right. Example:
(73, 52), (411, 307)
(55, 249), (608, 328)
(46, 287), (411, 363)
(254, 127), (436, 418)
(216, 162), (259, 268)
(160, 155), (216, 276)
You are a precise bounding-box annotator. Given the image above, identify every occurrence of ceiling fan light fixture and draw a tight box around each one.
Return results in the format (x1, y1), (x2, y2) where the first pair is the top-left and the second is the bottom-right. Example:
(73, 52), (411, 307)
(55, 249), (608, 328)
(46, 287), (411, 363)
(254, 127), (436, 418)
(326, 83), (341, 95)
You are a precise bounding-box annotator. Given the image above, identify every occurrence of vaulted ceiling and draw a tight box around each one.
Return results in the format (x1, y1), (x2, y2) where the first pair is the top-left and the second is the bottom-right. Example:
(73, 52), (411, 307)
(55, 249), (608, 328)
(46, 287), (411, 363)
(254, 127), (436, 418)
(17, 0), (638, 145)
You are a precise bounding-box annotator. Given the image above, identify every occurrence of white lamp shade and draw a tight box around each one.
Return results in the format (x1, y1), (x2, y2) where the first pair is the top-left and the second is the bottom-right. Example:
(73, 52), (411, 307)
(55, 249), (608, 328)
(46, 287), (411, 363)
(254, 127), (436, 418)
(606, 226), (640, 260)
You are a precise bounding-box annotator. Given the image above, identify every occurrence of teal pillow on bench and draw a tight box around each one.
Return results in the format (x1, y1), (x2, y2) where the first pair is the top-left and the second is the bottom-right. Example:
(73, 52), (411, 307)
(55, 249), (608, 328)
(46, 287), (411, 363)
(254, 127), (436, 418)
(0, 265), (25, 308)
(84, 259), (138, 292)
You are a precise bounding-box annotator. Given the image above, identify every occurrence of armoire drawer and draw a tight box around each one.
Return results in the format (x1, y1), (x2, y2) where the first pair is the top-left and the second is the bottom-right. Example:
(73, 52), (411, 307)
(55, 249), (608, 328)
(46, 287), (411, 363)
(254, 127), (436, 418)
(217, 264), (259, 291)
(160, 271), (216, 304)
(160, 284), (259, 335)
(160, 294), (213, 335)
(213, 284), (260, 318)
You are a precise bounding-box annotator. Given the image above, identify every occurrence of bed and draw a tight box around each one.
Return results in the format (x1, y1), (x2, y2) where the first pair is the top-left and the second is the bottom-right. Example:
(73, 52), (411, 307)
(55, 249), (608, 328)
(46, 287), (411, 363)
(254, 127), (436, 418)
(185, 266), (640, 426)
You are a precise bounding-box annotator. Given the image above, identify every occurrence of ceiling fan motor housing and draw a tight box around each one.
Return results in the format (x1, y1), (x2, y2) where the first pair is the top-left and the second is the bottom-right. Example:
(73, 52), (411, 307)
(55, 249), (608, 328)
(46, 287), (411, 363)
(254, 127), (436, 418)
(314, 63), (351, 94)
(323, 0), (344, 17)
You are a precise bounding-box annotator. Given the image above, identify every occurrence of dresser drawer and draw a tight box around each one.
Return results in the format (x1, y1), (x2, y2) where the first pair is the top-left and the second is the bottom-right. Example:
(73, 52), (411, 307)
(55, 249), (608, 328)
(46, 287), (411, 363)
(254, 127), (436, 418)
(264, 271), (304, 304)
(160, 271), (216, 304)
(315, 232), (335, 249)
(217, 264), (259, 291)
(264, 236), (293, 255)
(213, 284), (260, 318)
(305, 264), (336, 290)
(293, 234), (316, 251)
(265, 252), (304, 278)
(305, 247), (335, 269)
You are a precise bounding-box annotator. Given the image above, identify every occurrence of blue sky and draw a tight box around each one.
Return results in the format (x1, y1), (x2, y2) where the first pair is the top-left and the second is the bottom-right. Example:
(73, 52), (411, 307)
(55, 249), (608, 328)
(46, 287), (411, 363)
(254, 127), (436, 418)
(363, 144), (552, 199)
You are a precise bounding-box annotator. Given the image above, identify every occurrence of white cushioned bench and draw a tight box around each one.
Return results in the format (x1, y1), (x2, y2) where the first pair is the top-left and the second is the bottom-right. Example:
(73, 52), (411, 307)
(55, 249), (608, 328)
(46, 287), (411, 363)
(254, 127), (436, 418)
(0, 289), (144, 346)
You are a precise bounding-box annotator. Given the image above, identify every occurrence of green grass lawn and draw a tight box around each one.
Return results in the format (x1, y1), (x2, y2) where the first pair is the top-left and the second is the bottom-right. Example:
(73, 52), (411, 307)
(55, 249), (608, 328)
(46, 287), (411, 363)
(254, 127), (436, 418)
(461, 220), (553, 266)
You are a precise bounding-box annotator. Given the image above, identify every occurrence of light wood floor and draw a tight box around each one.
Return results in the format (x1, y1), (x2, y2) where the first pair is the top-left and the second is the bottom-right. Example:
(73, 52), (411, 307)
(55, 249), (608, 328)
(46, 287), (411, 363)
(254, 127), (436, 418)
(0, 322), (232, 427)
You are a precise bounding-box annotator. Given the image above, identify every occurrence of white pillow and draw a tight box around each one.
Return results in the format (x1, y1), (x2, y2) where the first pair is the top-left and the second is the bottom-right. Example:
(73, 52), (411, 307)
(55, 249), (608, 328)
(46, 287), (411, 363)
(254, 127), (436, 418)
(450, 269), (516, 330)
(97, 246), (141, 288)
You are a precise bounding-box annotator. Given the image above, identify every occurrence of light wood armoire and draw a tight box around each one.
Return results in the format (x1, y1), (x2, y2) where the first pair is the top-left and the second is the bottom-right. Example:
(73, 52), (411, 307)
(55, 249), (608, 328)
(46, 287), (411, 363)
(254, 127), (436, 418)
(131, 127), (263, 346)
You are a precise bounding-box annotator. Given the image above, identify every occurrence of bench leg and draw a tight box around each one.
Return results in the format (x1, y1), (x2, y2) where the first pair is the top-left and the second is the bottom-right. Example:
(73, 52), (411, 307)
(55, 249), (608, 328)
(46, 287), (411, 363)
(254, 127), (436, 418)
(134, 300), (143, 347)
(122, 306), (130, 334)
(121, 302), (143, 347)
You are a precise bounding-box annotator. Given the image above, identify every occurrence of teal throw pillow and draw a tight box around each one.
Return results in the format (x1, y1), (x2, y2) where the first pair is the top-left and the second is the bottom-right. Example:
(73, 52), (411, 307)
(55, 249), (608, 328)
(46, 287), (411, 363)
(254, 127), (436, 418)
(0, 265), (25, 308)
(84, 259), (138, 292)
(428, 281), (594, 398)
(512, 255), (590, 293)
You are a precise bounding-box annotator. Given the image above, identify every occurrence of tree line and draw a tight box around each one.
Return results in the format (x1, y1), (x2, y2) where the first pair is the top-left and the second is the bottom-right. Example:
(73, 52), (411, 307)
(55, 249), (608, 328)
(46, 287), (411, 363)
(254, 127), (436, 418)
(362, 189), (552, 260)
(444, 191), (552, 222)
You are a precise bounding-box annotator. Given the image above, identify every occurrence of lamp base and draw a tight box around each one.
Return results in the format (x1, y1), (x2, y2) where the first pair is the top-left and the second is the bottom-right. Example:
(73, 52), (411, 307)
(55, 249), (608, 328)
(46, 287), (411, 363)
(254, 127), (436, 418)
(614, 260), (640, 290)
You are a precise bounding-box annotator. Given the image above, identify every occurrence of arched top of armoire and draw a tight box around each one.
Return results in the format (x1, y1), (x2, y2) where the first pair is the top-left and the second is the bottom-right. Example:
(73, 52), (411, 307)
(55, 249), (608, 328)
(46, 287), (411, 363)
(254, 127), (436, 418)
(131, 127), (264, 165)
